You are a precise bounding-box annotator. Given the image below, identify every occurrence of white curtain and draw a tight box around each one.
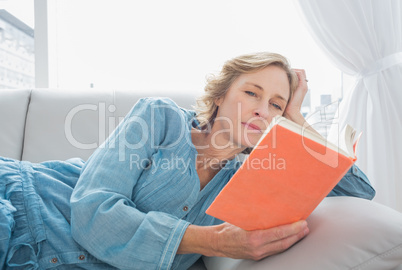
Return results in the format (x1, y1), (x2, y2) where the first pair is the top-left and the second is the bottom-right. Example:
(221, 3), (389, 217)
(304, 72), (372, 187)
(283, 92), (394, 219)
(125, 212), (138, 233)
(294, 0), (402, 211)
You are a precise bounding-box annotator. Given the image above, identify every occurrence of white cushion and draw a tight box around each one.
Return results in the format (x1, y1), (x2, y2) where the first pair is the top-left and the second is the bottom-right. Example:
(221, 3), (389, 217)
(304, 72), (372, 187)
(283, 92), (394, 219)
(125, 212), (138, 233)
(0, 89), (31, 160)
(203, 196), (402, 270)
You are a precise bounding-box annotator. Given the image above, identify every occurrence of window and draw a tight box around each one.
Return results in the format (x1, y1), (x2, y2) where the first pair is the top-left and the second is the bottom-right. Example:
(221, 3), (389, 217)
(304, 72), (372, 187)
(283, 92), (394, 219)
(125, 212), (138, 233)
(7, 0), (346, 136)
(0, 0), (34, 89)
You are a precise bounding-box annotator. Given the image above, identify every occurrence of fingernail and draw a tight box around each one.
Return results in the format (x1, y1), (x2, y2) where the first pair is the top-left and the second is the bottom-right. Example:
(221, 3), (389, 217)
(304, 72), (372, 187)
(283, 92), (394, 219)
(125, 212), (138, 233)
(303, 227), (309, 236)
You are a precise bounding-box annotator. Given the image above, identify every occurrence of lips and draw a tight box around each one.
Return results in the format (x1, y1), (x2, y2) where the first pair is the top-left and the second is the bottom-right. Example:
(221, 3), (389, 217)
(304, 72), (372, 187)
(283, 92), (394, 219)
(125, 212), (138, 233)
(242, 122), (262, 132)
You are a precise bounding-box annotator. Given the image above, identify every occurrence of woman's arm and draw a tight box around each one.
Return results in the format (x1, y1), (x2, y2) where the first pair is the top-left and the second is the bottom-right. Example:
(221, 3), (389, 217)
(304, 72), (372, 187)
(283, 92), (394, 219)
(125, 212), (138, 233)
(328, 164), (376, 199)
(70, 98), (190, 270)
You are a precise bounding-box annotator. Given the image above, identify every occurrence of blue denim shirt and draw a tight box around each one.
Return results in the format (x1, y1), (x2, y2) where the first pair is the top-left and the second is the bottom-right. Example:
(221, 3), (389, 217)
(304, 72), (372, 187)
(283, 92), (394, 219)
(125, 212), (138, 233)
(0, 97), (375, 270)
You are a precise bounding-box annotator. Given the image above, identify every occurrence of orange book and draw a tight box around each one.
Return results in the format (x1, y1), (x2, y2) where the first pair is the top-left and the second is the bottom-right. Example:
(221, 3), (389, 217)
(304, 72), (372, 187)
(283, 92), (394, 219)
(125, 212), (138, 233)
(206, 116), (360, 231)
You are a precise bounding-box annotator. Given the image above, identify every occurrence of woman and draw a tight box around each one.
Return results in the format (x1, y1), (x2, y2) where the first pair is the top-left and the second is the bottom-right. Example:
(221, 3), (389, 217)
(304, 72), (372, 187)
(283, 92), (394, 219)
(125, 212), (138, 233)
(0, 52), (375, 269)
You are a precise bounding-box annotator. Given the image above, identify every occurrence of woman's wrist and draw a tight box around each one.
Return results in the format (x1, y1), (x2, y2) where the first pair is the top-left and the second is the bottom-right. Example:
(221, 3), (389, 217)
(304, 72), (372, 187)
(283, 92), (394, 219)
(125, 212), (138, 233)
(177, 224), (220, 257)
(284, 111), (322, 137)
(283, 111), (305, 126)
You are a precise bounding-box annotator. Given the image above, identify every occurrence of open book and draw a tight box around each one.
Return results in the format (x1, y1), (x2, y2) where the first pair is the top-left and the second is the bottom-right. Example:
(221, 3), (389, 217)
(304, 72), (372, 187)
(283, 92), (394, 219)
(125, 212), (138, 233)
(206, 116), (360, 231)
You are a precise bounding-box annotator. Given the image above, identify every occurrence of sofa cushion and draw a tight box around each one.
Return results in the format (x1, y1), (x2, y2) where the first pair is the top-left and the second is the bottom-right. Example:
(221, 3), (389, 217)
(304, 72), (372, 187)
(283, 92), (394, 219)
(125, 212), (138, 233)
(203, 196), (402, 270)
(0, 89), (31, 160)
(22, 89), (197, 162)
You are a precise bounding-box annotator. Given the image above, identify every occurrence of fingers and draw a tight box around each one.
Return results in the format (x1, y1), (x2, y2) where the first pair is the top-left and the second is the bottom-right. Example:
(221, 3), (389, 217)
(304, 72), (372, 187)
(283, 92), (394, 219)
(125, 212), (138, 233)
(214, 221), (309, 261)
(253, 229), (308, 260)
(292, 68), (308, 88)
(293, 69), (307, 81)
(265, 221), (309, 254)
(286, 69), (308, 115)
(247, 220), (309, 260)
(267, 220), (308, 242)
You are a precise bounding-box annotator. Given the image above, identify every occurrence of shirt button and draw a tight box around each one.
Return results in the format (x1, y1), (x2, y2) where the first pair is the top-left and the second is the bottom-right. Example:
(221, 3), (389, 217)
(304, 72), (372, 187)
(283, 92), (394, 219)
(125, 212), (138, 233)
(51, 258), (58, 263)
(78, 255), (85, 260)
(183, 206), (189, 211)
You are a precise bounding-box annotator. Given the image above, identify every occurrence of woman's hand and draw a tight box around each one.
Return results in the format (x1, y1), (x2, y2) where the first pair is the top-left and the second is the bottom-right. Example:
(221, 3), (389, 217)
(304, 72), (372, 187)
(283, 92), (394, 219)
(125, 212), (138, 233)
(283, 69), (323, 136)
(212, 221), (309, 260)
(177, 220), (309, 260)
(283, 69), (309, 125)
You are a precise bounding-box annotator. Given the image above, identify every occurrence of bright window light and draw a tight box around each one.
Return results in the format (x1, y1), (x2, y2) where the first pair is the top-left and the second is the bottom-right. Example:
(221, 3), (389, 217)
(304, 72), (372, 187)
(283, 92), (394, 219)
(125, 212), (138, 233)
(3, 0), (344, 111)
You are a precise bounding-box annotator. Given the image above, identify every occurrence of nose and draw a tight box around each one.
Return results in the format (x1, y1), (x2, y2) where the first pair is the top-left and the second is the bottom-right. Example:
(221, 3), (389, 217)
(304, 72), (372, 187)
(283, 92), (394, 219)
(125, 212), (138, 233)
(253, 104), (269, 120)
(253, 104), (273, 129)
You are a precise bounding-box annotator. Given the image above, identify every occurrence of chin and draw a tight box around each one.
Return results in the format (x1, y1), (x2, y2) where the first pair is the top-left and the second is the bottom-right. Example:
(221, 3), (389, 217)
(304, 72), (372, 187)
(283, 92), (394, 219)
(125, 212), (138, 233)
(239, 127), (264, 144)
(241, 136), (261, 149)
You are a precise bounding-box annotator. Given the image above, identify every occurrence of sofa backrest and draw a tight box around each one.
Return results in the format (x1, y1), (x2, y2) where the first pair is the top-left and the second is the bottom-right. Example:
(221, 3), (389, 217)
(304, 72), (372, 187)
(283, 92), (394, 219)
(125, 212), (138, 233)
(0, 88), (197, 162)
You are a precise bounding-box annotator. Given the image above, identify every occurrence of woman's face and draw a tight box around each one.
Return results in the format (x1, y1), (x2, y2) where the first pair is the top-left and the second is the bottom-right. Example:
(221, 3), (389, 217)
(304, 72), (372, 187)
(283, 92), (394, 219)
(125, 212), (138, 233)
(214, 65), (290, 149)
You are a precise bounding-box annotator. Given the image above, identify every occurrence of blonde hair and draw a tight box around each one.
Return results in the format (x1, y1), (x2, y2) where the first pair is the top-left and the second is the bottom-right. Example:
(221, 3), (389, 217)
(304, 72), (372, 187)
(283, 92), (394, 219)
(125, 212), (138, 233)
(195, 52), (298, 129)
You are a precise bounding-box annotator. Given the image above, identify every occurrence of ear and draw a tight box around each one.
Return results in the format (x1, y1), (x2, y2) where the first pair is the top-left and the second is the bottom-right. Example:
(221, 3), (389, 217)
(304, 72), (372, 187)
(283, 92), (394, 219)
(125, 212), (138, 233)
(215, 97), (223, 106)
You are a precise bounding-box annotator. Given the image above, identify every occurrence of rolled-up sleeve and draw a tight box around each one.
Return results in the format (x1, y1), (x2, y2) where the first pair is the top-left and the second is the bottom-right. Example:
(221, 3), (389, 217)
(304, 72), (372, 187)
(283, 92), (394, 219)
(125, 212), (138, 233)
(70, 98), (190, 270)
(327, 164), (376, 200)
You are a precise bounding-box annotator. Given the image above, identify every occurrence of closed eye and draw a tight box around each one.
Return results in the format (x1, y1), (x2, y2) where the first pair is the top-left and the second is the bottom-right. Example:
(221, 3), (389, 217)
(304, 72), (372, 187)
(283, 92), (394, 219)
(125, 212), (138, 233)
(271, 103), (282, 111)
(245, 91), (257, 97)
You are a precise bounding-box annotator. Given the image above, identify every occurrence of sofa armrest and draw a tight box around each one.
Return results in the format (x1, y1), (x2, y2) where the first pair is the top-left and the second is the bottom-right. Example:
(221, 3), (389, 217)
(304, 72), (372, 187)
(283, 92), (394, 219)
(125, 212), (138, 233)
(0, 89), (31, 160)
(203, 196), (402, 270)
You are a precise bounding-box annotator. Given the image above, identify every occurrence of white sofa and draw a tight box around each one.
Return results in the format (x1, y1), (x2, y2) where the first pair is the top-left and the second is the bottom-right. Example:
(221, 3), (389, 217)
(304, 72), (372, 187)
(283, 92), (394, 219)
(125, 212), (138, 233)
(1, 88), (402, 270)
